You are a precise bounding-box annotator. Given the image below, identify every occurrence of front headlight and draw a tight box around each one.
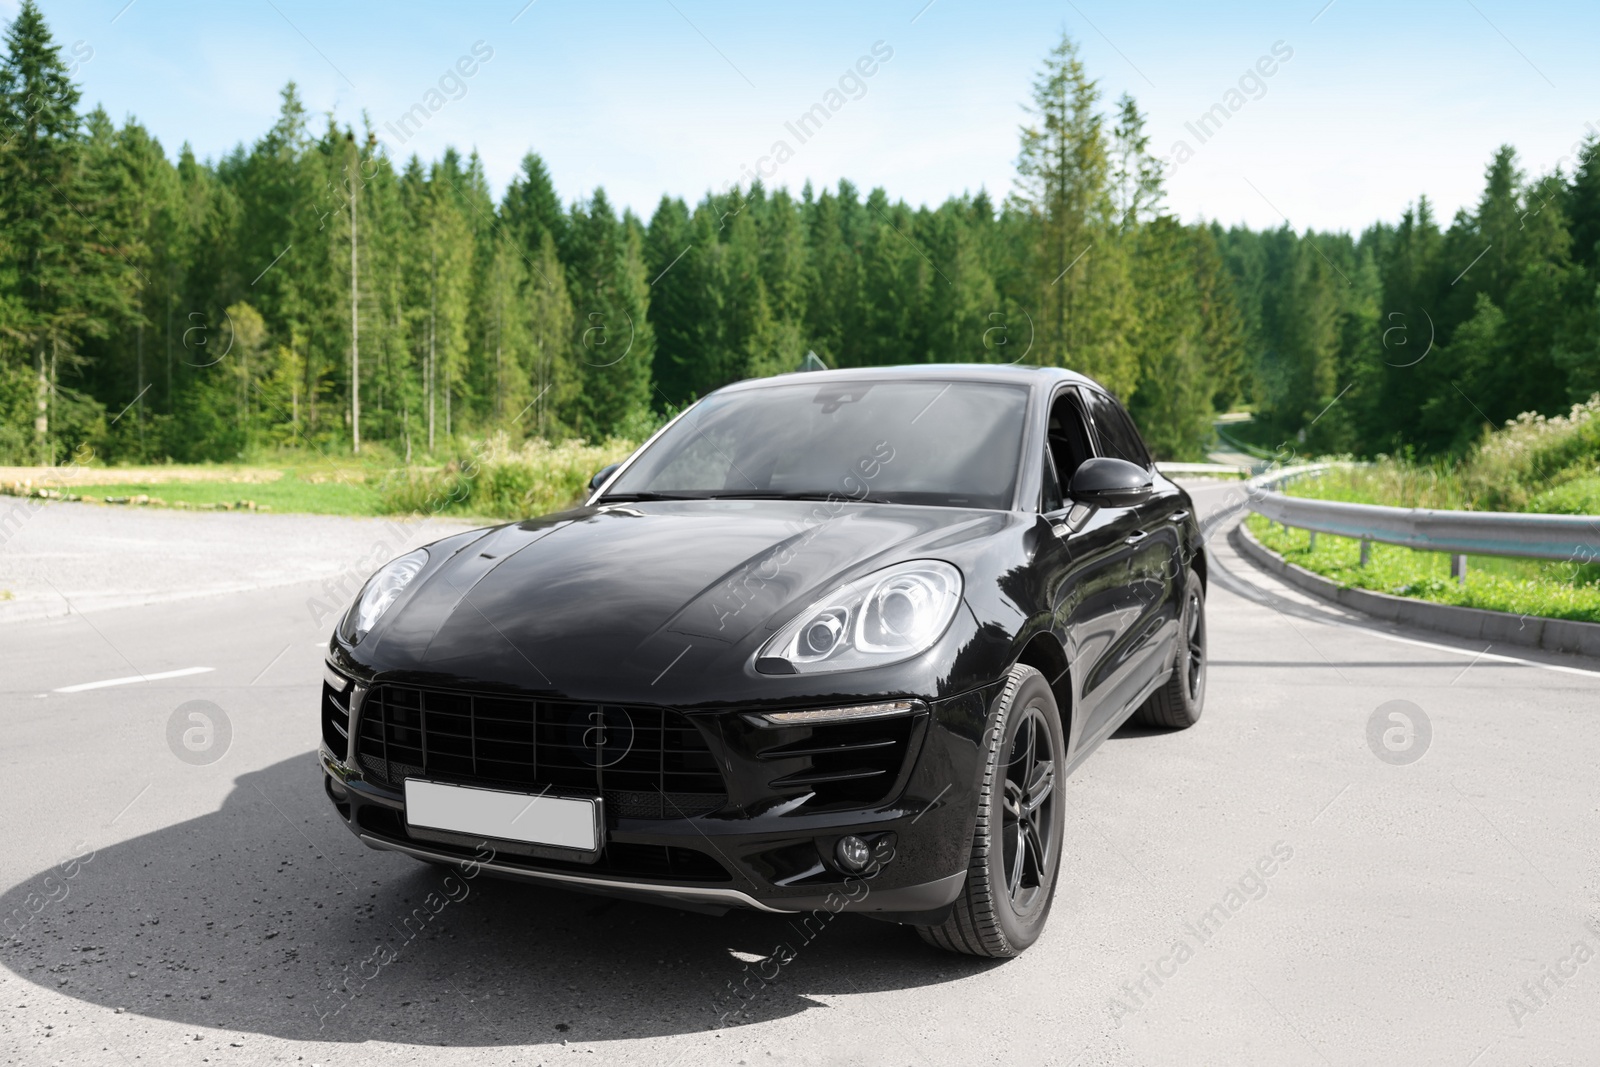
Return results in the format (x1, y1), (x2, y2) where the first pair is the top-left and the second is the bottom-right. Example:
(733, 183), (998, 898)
(757, 560), (963, 675)
(341, 548), (428, 644)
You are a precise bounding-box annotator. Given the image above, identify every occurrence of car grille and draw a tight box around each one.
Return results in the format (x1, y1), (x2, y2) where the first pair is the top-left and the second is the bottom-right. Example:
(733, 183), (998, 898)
(355, 683), (727, 819)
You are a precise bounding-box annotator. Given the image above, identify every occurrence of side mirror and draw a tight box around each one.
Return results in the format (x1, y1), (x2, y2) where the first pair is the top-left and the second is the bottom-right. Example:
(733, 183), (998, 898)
(588, 463), (621, 492)
(1068, 457), (1154, 508)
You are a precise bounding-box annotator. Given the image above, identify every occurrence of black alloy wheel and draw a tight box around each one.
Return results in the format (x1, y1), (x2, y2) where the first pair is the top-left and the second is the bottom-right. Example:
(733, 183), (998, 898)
(1132, 565), (1207, 729)
(917, 664), (1066, 957)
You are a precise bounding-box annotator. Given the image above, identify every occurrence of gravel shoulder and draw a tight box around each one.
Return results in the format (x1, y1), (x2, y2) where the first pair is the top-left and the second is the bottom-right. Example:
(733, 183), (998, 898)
(0, 498), (480, 624)
(0, 464), (289, 485)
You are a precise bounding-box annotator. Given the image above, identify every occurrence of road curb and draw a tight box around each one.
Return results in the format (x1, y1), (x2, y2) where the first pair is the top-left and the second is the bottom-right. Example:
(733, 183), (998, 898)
(1230, 520), (1600, 658)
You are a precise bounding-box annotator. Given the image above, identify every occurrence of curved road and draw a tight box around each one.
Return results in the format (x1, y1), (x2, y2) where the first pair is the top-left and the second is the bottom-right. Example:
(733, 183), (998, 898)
(2, 482), (1597, 1066)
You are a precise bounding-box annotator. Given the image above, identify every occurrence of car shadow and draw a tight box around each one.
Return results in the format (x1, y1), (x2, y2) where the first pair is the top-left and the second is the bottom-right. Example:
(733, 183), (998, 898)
(0, 753), (1001, 1046)
(1106, 720), (1174, 740)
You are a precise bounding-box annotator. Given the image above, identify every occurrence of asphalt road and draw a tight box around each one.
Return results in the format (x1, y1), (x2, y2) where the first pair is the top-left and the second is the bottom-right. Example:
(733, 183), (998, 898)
(3, 482), (1598, 1066)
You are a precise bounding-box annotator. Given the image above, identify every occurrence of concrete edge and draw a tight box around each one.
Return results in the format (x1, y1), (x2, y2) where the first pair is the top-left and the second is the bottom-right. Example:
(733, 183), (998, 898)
(1230, 519), (1600, 659)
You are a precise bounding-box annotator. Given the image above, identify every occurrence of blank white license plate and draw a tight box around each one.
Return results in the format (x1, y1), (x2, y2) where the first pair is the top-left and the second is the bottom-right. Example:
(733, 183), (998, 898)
(404, 780), (600, 851)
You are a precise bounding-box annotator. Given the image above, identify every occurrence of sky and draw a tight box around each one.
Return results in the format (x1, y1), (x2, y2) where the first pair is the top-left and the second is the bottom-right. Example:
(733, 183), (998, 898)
(11, 0), (1600, 233)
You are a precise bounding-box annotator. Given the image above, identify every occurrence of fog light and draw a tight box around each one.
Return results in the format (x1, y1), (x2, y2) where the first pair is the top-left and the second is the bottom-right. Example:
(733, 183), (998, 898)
(835, 835), (871, 873)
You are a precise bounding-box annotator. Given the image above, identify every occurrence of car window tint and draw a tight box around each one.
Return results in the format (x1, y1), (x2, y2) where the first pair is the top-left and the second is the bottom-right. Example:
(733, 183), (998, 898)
(606, 380), (1030, 510)
(1040, 445), (1063, 512)
(1086, 391), (1151, 467)
(1047, 390), (1094, 485)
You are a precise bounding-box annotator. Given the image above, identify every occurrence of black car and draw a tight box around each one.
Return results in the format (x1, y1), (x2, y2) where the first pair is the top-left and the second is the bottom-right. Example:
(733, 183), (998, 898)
(319, 365), (1207, 958)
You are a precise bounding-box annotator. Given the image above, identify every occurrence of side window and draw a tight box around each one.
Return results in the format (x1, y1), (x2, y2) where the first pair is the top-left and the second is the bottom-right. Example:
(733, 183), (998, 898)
(1086, 390), (1152, 468)
(1039, 445), (1063, 512)
(1046, 389), (1095, 490)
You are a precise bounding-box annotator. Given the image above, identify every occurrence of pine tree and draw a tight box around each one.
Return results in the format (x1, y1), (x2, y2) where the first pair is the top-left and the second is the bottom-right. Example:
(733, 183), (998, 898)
(503, 152), (568, 259)
(1010, 32), (1136, 394)
(422, 151), (473, 448)
(803, 181), (864, 367)
(644, 193), (702, 405)
(0, 1), (135, 462)
(1126, 218), (1207, 458)
(565, 190), (653, 436)
(1189, 224), (1247, 413)
(524, 229), (576, 437)
(1111, 93), (1163, 230)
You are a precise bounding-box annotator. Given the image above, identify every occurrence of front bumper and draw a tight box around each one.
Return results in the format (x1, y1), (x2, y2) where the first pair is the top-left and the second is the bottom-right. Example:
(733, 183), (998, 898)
(320, 681), (1003, 918)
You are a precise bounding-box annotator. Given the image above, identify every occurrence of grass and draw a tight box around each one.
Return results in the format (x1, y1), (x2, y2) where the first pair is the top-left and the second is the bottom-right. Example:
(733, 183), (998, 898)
(1282, 463), (1600, 516)
(61, 469), (382, 515)
(1254, 397), (1600, 624)
(1283, 394), (1600, 514)
(5, 434), (639, 520)
(1246, 514), (1600, 624)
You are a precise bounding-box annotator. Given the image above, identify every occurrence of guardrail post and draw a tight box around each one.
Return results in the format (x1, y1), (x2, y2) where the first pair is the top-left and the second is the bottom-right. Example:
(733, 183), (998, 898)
(1450, 554), (1467, 584)
(1359, 540), (1371, 567)
(1308, 531), (1317, 550)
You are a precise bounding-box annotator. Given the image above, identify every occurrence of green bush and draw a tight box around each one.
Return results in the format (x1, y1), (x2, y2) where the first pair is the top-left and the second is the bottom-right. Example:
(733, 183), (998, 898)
(1526, 474), (1600, 516)
(1286, 394), (1600, 514)
(376, 434), (636, 520)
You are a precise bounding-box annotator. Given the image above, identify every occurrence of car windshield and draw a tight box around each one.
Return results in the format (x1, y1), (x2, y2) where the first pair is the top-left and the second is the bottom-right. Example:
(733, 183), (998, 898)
(602, 379), (1029, 509)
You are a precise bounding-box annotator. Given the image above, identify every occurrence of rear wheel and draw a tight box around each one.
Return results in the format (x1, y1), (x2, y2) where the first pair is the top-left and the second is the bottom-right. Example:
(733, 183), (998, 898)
(1132, 566), (1206, 730)
(917, 664), (1065, 958)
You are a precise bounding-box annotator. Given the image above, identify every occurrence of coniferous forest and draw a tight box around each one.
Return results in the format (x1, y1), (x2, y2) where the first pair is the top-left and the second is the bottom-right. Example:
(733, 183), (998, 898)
(2, 2), (1598, 467)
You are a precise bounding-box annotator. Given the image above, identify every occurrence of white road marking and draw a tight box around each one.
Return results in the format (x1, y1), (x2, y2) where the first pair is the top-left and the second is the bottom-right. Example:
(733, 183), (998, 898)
(111, 782), (153, 825)
(54, 666), (214, 693)
(1317, 621), (1600, 679)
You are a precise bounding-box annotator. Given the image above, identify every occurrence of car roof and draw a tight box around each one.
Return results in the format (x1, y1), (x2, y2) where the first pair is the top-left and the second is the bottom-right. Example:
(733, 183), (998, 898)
(712, 363), (1103, 396)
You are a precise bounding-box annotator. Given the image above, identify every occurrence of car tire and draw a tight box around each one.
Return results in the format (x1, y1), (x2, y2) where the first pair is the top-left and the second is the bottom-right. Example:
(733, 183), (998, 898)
(916, 664), (1065, 958)
(1133, 566), (1207, 730)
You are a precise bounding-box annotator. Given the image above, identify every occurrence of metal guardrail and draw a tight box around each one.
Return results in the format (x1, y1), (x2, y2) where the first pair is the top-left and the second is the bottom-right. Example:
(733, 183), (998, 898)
(1213, 425), (1276, 462)
(1247, 464), (1333, 491)
(1156, 461), (1251, 478)
(1247, 467), (1600, 566)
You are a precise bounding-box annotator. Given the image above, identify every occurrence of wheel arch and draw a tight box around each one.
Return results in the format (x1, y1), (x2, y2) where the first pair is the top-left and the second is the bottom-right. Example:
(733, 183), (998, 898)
(1012, 629), (1073, 744)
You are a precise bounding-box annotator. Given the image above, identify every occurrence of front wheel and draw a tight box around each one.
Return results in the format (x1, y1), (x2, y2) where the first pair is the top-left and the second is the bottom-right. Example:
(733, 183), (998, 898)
(1132, 566), (1207, 730)
(917, 664), (1065, 958)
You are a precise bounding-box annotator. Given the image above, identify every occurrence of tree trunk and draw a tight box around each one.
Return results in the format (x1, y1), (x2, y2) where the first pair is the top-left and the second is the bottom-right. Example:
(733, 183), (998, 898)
(494, 271), (503, 425)
(136, 320), (145, 452)
(165, 289), (174, 412)
(350, 160), (361, 455)
(34, 341), (48, 465)
(428, 245), (437, 452)
(291, 335), (300, 430)
(306, 325), (317, 436)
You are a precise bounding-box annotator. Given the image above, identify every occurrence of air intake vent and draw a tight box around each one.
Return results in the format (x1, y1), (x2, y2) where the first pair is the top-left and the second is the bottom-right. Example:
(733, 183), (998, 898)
(321, 679), (351, 758)
(756, 715), (920, 809)
(353, 804), (730, 881)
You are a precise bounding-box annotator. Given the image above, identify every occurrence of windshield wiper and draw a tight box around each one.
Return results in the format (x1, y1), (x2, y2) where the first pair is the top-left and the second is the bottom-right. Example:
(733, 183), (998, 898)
(696, 490), (837, 501)
(601, 490), (904, 504)
(595, 491), (708, 502)
(603, 490), (832, 502)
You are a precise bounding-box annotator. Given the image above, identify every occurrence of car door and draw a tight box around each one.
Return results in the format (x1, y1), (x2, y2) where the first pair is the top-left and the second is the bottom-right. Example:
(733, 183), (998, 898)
(1032, 386), (1143, 751)
(1081, 389), (1184, 717)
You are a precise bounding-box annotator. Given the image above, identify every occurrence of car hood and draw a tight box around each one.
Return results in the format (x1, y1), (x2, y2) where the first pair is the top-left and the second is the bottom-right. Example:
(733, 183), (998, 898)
(360, 499), (1010, 697)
